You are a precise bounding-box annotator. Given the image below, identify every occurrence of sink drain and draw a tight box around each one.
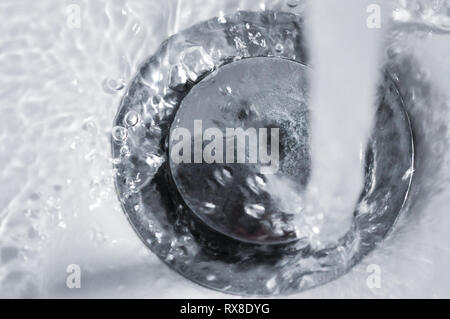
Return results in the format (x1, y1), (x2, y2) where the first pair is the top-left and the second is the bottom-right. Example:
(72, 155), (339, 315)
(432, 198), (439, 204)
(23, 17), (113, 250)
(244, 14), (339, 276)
(112, 11), (414, 295)
(170, 57), (311, 245)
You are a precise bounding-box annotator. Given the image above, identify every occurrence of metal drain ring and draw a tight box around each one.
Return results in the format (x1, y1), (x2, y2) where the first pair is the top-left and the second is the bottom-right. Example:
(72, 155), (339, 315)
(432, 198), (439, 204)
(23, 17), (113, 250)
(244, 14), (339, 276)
(112, 10), (414, 295)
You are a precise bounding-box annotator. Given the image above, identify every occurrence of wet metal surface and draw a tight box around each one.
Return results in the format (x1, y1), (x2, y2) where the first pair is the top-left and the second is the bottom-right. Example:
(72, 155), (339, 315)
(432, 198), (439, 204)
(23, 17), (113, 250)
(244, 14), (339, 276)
(112, 11), (414, 295)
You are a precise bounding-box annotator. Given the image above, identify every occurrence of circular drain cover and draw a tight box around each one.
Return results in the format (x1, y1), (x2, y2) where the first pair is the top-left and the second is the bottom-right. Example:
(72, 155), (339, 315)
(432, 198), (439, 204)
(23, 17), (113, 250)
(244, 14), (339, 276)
(112, 11), (414, 295)
(170, 57), (311, 245)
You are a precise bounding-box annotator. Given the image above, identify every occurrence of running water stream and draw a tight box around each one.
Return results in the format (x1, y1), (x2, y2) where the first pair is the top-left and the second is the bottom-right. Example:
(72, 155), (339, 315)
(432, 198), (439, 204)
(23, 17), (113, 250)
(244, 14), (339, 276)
(300, 0), (383, 246)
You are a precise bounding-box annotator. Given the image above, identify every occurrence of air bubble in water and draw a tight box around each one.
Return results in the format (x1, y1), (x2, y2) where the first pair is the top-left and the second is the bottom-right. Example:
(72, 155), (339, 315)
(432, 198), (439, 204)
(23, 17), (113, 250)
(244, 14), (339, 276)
(112, 126), (128, 143)
(275, 43), (284, 54)
(124, 110), (140, 127)
(102, 78), (125, 94)
(82, 119), (97, 135)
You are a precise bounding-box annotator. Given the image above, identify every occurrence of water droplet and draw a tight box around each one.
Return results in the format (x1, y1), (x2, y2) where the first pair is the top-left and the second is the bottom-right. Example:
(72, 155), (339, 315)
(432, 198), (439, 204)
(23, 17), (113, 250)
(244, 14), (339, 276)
(206, 274), (217, 281)
(112, 126), (128, 143)
(124, 110), (140, 127)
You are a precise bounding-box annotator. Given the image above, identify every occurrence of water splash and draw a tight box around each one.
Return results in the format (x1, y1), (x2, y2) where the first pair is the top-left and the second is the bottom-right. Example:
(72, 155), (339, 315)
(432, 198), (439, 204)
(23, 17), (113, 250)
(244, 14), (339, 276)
(391, 0), (450, 32)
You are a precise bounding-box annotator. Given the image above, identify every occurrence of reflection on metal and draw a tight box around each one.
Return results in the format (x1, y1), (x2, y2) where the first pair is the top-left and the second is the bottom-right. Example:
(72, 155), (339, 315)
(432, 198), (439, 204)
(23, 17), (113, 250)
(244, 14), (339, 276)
(112, 11), (414, 295)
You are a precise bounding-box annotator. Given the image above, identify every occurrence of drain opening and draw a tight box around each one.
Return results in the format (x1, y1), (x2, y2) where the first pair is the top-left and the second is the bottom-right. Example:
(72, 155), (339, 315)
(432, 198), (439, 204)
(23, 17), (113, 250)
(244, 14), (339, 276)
(112, 11), (414, 295)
